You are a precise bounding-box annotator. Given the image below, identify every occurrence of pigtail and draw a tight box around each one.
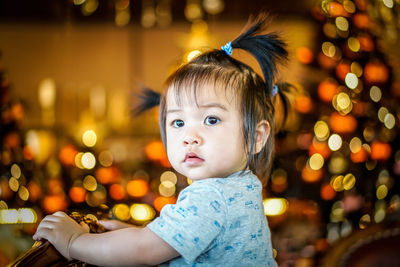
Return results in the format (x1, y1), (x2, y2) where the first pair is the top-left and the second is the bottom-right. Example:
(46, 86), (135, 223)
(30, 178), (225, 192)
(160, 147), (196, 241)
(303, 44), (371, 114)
(132, 86), (161, 116)
(230, 13), (288, 90)
(273, 82), (297, 133)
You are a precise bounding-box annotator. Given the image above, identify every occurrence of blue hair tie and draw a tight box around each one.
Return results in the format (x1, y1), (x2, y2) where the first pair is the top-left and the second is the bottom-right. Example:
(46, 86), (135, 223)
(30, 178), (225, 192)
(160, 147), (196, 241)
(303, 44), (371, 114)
(221, 41), (233, 56)
(272, 85), (279, 96)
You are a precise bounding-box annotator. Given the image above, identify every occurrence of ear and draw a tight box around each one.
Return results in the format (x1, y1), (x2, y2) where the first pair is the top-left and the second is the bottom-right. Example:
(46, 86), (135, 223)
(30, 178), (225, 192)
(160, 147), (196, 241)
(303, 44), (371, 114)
(254, 120), (270, 154)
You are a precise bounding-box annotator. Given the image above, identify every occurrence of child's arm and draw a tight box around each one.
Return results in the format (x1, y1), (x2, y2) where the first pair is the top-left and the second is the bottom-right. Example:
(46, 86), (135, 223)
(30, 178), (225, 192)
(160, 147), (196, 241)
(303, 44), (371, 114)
(33, 211), (179, 266)
(99, 219), (133, 230)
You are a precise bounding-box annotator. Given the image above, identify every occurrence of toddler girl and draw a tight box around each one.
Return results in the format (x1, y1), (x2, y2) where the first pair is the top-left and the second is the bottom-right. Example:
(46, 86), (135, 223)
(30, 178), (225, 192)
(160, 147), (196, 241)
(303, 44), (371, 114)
(34, 13), (292, 266)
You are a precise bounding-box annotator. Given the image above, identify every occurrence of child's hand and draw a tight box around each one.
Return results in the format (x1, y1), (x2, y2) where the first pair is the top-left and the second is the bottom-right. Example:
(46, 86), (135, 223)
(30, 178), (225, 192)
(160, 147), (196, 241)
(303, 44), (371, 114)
(99, 219), (133, 230)
(33, 211), (89, 260)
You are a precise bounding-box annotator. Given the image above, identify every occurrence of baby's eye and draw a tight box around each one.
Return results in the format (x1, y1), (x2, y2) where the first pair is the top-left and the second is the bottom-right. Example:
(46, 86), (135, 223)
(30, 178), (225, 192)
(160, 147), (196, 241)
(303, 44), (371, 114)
(204, 116), (220, 126)
(172, 119), (185, 128)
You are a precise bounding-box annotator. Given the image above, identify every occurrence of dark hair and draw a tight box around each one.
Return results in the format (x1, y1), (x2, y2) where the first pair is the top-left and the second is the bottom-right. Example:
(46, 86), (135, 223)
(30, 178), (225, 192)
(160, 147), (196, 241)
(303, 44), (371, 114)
(134, 13), (293, 184)
(156, 13), (290, 184)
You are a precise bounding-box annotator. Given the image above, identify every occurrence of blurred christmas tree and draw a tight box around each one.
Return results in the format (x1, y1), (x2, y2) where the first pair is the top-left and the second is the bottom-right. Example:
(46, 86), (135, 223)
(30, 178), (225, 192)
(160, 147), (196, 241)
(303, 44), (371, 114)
(0, 50), (178, 228)
(0, 50), (34, 211)
(269, 0), (400, 265)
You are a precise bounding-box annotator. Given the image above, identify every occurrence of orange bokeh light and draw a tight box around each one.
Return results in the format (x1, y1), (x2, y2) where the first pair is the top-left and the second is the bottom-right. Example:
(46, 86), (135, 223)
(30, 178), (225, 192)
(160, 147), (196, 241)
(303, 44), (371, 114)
(296, 47), (314, 64)
(23, 146), (34, 160)
(351, 148), (368, 163)
(145, 140), (171, 167)
(320, 183), (336, 201)
(357, 35), (374, 52)
(318, 79), (339, 103)
(302, 166), (323, 183)
(153, 196), (177, 212)
(335, 61), (351, 81)
(109, 183), (126, 200)
(27, 181), (42, 202)
(329, 112), (357, 134)
(327, 2), (349, 17)
(42, 194), (68, 214)
(95, 167), (120, 184)
(0, 179), (13, 199)
(47, 179), (64, 195)
(371, 141), (392, 161)
(59, 145), (78, 166)
(318, 52), (337, 69)
(4, 132), (20, 149)
(127, 179), (149, 197)
(295, 95), (313, 113)
(364, 61), (389, 85)
(69, 187), (86, 203)
(309, 142), (331, 159)
(353, 13), (372, 29)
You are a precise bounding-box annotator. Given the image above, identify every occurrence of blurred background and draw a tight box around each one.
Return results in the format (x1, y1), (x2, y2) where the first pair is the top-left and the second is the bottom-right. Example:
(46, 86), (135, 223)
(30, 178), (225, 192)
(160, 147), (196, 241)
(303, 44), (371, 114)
(1, 0), (400, 266)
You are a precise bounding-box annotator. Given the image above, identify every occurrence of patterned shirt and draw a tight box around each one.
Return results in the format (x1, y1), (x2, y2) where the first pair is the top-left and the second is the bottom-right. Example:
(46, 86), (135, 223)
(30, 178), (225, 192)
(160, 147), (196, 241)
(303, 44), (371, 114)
(147, 171), (277, 266)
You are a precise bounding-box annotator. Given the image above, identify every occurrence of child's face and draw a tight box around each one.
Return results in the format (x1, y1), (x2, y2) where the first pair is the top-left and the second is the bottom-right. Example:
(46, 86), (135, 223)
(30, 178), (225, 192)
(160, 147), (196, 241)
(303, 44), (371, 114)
(165, 84), (248, 181)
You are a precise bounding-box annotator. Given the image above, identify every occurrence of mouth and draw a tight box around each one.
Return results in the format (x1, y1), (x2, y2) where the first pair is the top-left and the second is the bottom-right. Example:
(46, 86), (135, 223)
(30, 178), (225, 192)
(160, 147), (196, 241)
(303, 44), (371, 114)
(184, 152), (204, 165)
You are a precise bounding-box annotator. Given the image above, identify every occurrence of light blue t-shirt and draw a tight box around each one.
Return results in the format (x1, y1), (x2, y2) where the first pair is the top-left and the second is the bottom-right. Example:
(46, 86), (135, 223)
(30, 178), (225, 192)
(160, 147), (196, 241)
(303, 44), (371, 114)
(147, 171), (277, 266)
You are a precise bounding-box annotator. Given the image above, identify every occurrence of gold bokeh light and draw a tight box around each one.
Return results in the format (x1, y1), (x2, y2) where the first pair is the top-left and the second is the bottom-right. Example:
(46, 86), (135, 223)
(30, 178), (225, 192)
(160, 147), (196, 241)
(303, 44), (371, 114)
(263, 198), (288, 216)
(82, 130), (97, 147)
(314, 121), (330, 141)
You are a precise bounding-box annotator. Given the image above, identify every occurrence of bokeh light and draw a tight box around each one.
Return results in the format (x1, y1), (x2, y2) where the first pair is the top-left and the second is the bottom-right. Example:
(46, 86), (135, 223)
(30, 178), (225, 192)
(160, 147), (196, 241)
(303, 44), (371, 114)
(99, 150), (114, 167)
(347, 37), (360, 52)
(314, 121), (330, 141)
(328, 134), (342, 151)
(83, 175), (97, 191)
(296, 46), (314, 64)
(384, 113), (396, 129)
(263, 198), (288, 216)
(113, 203), (131, 221)
(69, 186), (86, 203)
(371, 141), (392, 161)
(127, 179), (149, 197)
(10, 164), (21, 179)
(342, 173), (356, 190)
(187, 50), (201, 62)
(82, 130), (97, 147)
(369, 86), (382, 103)
(302, 165), (323, 183)
(376, 184), (388, 199)
(309, 153), (324, 170)
(109, 183), (126, 200)
(130, 203), (155, 222)
(271, 169), (288, 193)
(81, 152), (96, 169)
(344, 73), (358, 89)
(18, 186), (29, 201)
(153, 196), (177, 212)
(321, 183), (336, 200)
(0, 208), (37, 224)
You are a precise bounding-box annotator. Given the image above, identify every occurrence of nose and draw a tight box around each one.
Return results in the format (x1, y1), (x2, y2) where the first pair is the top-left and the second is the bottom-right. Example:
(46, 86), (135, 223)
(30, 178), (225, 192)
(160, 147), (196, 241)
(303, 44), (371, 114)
(183, 127), (202, 146)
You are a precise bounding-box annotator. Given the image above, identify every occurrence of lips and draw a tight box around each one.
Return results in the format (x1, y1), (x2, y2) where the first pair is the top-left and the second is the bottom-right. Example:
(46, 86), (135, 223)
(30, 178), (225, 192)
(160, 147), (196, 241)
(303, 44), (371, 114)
(184, 152), (204, 165)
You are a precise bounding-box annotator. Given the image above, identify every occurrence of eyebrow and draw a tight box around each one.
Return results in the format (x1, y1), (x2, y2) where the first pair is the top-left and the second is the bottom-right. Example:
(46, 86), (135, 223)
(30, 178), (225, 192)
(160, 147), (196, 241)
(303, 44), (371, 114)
(167, 103), (229, 114)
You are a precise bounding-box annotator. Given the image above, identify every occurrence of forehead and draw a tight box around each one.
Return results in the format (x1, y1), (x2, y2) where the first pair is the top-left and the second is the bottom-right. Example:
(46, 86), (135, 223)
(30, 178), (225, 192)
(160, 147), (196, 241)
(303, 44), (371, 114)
(166, 83), (238, 108)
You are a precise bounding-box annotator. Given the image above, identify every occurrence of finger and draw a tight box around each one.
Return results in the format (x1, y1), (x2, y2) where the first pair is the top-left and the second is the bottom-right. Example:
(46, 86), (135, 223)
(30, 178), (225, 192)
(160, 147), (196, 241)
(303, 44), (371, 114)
(33, 228), (53, 241)
(99, 220), (119, 230)
(52, 211), (67, 217)
(36, 220), (57, 230)
(80, 222), (90, 232)
(39, 216), (61, 225)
